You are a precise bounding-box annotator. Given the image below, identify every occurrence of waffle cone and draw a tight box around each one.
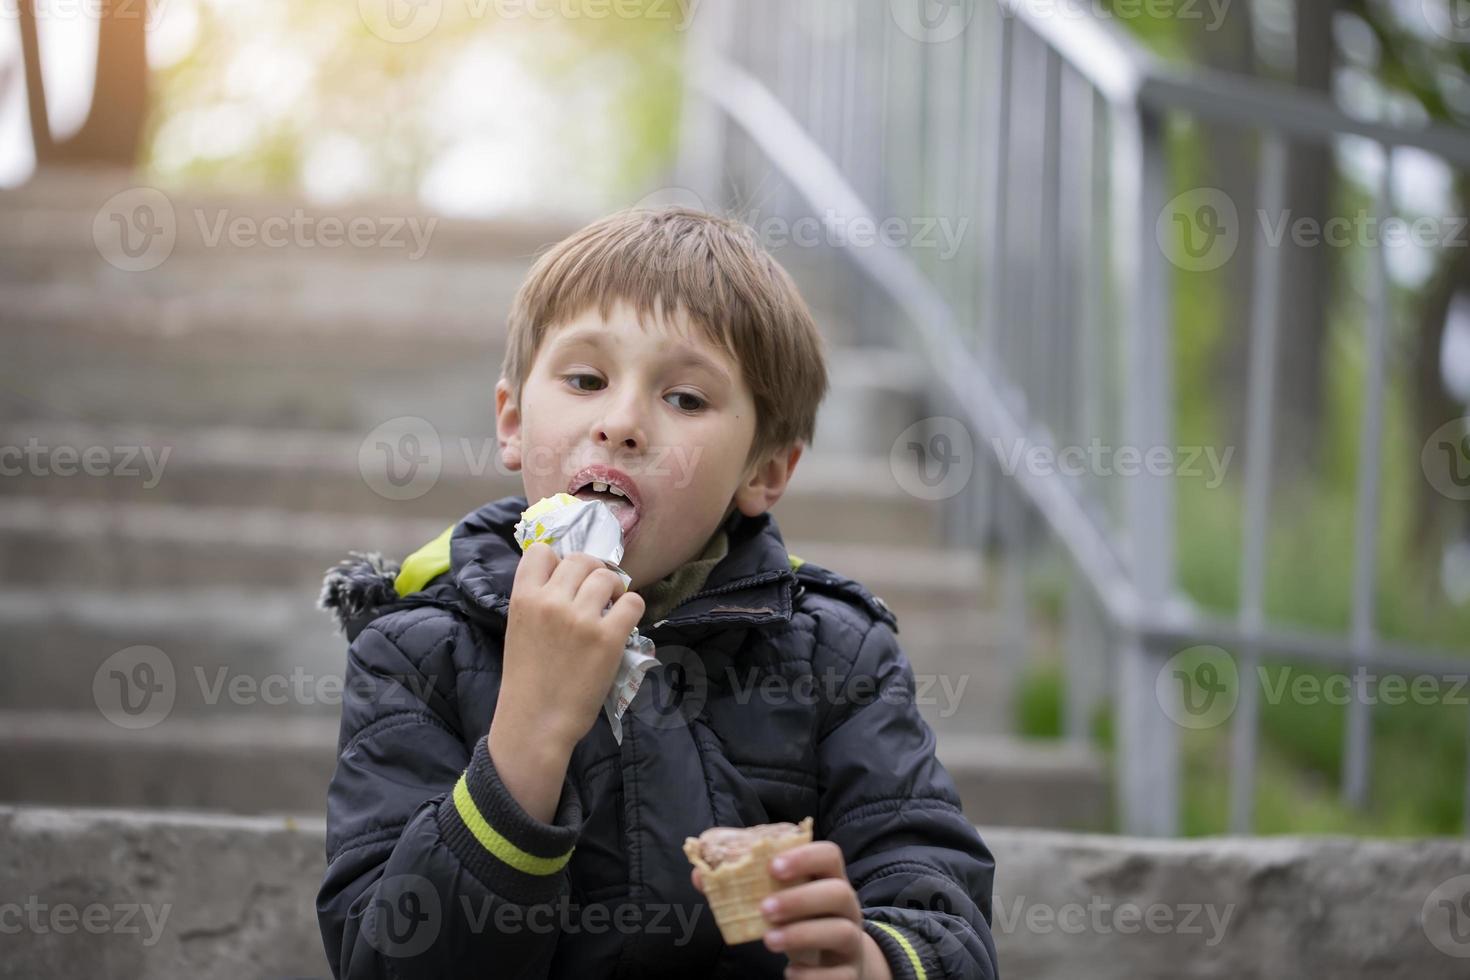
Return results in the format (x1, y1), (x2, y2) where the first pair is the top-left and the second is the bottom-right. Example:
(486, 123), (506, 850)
(683, 817), (814, 945)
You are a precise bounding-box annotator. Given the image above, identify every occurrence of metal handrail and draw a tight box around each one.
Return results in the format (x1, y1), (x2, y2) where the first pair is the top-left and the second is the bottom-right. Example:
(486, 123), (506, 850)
(688, 49), (1469, 683)
(1003, 0), (1470, 164)
(681, 0), (1470, 836)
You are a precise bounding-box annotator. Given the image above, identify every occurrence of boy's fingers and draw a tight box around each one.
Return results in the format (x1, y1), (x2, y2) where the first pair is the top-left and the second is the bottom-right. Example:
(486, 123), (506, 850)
(760, 879), (861, 926)
(514, 542), (558, 587)
(574, 567), (626, 615)
(545, 553), (605, 598)
(764, 916), (864, 962)
(603, 589), (646, 636)
(690, 867), (704, 892)
(770, 841), (847, 883)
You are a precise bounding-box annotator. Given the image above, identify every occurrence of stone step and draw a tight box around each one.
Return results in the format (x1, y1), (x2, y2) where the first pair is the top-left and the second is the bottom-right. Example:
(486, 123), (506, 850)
(0, 498), (986, 623)
(0, 422), (941, 547)
(0, 589), (345, 719)
(0, 168), (868, 320)
(0, 588), (1009, 734)
(0, 712), (1096, 829)
(2, 313), (925, 451)
(0, 168), (582, 262)
(936, 735), (1110, 833)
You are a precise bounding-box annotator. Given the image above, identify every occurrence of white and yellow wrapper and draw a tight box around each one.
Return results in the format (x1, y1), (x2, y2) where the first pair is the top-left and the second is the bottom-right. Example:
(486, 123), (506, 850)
(514, 493), (658, 745)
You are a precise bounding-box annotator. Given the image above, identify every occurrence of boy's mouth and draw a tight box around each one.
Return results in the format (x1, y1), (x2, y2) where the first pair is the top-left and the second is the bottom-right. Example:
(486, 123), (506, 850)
(567, 466), (642, 544)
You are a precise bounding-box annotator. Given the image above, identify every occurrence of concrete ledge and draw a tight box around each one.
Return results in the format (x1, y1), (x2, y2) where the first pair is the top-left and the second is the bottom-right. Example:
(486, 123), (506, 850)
(0, 804), (330, 980)
(985, 826), (1470, 979)
(4, 804), (1467, 979)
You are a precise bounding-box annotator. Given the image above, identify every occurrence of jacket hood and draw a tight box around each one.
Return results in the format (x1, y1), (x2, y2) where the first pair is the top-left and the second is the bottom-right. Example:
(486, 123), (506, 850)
(319, 495), (804, 641)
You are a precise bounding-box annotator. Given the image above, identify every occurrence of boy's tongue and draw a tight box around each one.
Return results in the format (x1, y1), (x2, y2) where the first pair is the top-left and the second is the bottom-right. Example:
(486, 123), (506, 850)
(573, 489), (639, 537)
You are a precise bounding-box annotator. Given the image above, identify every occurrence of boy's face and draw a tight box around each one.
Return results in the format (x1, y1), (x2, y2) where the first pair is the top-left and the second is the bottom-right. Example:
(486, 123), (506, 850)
(495, 298), (801, 592)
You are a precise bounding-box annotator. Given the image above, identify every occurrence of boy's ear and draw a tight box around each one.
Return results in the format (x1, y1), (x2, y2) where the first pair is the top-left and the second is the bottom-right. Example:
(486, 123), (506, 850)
(734, 441), (804, 518)
(494, 378), (523, 473)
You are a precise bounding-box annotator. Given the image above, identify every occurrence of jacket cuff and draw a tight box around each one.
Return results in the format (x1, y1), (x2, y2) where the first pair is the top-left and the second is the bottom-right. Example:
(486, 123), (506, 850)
(864, 918), (936, 980)
(435, 734), (582, 904)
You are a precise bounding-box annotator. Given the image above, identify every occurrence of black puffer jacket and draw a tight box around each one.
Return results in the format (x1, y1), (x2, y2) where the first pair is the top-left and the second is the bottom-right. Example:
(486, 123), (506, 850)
(316, 495), (998, 979)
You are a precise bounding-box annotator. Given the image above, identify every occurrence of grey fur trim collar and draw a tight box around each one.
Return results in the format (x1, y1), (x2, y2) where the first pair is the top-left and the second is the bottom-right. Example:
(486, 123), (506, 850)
(318, 552), (401, 634)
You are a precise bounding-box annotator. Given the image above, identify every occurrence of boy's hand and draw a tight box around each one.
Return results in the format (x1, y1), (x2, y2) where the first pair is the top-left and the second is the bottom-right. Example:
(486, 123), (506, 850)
(496, 543), (645, 751)
(690, 842), (894, 980)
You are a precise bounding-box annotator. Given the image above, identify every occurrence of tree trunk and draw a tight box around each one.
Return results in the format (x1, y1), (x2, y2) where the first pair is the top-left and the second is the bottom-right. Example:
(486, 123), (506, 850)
(20, 0), (148, 169)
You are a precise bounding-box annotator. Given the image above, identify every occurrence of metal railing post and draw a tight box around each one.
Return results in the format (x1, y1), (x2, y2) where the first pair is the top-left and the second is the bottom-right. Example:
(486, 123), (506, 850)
(1343, 146), (1393, 808)
(1112, 104), (1179, 836)
(1230, 132), (1288, 833)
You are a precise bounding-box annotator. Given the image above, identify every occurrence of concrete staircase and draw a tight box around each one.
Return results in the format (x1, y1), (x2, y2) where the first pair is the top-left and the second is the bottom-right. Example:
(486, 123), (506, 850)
(0, 170), (1106, 829)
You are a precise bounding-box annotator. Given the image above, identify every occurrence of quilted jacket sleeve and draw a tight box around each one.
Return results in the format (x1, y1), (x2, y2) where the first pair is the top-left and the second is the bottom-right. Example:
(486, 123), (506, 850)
(815, 614), (999, 980)
(316, 613), (583, 980)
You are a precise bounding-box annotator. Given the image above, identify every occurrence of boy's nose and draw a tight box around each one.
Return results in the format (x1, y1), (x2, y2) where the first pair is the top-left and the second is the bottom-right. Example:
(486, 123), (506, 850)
(596, 425), (640, 450)
(592, 402), (645, 450)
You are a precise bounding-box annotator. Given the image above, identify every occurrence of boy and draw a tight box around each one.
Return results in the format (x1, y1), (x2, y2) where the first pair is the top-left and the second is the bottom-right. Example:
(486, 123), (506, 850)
(317, 207), (999, 978)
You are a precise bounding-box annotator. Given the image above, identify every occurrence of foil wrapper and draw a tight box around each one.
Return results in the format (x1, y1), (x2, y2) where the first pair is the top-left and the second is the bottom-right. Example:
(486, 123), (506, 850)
(513, 492), (658, 745)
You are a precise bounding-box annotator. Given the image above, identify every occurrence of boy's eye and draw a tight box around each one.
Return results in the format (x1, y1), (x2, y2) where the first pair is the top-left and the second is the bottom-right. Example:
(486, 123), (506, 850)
(565, 374), (605, 392)
(564, 374), (703, 411)
(665, 391), (706, 413)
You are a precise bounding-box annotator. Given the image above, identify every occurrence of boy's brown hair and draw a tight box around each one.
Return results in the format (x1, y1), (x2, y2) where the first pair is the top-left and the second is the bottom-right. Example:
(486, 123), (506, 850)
(500, 207), (829, 470)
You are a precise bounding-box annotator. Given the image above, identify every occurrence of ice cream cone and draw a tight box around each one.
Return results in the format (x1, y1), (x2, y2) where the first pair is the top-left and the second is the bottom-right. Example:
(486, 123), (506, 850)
(683, 816), (814, 945)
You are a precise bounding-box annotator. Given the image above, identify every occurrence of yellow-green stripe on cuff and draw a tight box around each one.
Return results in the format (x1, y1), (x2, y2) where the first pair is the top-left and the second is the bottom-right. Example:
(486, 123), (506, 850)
(451, 774), (574, 876)
(871, 921), (928, 980)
